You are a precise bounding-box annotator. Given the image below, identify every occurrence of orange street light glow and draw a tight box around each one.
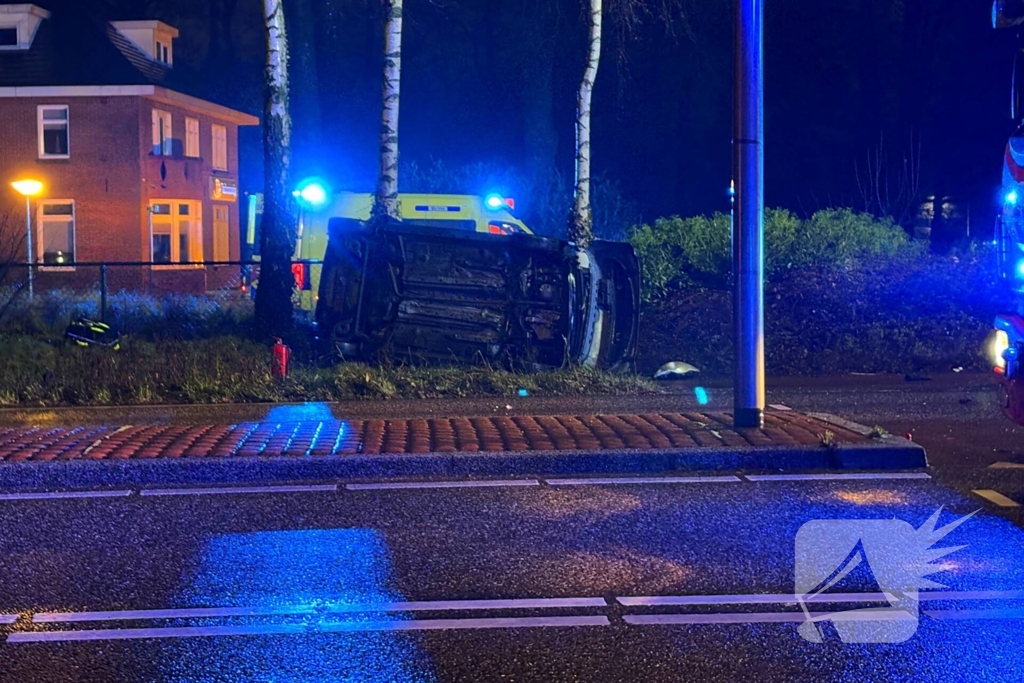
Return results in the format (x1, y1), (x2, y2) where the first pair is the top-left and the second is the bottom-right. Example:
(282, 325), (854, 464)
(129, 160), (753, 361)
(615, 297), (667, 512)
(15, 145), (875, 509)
(11, 179), (44, 197)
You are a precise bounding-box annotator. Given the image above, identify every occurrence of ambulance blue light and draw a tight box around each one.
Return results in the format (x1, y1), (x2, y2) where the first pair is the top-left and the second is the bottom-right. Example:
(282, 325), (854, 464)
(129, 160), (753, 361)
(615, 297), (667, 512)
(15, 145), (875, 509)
(485, 194), (505, 210)
(1007, 190), (1019, 206)
(1016, 259), (1024, 279)
(294, 178), (330, 208)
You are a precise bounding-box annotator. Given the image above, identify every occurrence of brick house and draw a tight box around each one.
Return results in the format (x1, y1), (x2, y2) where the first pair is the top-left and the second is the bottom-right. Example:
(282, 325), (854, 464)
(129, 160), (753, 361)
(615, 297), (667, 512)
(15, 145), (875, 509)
(0, 1), (258, 294)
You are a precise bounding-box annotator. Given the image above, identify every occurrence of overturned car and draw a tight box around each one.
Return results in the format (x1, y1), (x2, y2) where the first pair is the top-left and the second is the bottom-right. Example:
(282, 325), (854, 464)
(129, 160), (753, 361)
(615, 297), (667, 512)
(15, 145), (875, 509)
(315, 218), (641, 371)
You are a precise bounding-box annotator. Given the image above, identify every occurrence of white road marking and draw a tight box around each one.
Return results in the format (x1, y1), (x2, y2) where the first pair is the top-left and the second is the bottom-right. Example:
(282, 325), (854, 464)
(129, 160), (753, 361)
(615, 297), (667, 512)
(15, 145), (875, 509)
(346, 479), (540, 491)
(972, 489), (1021, 508)
(619, 593), (887, 607)
(618, 590), (1024, 607)
(0, 615), (17, 625)
(9, 624), (310, 643)
(988, 461), (1024, 469)
(321, 615), (610, 632)
(768, 404), (792, 411)
(745, 473), (931, 482)
(0, 490), (133, 501)
(545, 476), (741, 486)
(625, 610), (916, 626)
(34, 597), (608, 624)
(925, 608), (1024, 620)
(139, 484), (337, 497)
(9, 615), (609, 643)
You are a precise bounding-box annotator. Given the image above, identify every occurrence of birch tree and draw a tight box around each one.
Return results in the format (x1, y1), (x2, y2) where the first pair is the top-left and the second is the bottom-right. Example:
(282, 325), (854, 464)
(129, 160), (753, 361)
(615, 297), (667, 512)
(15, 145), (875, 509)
(372, 0), (403, 222)
(569, 0), (603, 247)
(570, 0), (692, 247)
(255, 0), (298, 336)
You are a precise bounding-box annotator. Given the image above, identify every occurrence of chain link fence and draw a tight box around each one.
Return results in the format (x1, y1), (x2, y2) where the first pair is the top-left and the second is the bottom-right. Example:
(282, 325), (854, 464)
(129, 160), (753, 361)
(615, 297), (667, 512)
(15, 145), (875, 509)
(0, 260), (323, 335)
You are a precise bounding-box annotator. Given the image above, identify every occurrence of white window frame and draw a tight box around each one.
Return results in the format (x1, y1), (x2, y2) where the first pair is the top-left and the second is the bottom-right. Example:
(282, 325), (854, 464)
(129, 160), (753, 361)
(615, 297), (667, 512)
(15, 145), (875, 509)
(155, 39), (168, 63)
(150, 200), (203, 268)
(37, 105), (70, 159)
(185, 117), (200, 158)
(152, 109), (172, 156)
(211, 123), (227, 171)
(37, 200), (76, 271)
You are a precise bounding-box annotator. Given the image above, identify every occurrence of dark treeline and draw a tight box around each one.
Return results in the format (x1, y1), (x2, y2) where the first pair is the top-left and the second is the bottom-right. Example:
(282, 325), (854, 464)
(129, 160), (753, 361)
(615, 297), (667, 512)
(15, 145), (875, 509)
(97, 0), (1016, 233)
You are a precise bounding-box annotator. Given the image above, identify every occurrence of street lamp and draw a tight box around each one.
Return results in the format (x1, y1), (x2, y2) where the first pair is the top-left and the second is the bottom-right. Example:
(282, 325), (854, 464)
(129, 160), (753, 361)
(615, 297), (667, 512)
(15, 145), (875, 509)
(11, 179), (43, 299)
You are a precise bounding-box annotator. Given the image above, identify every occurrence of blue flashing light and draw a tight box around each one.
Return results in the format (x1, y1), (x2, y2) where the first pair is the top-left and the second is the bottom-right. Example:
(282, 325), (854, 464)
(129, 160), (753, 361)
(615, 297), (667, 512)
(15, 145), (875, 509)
(300, 183), (327, 206)
(695, 386), (710, 406)
(1015, 259), (1024, 279)
(484, 193), (505, 210)
(294, 178), (330, 208)
(1007, 190), (1019, 206)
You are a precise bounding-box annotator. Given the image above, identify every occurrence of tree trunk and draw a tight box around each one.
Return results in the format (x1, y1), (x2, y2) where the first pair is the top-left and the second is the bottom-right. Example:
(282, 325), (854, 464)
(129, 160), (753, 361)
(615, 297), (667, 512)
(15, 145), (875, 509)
(373, 0), (403, 223)
(255, 0), (297, 338)
(570, 0), (602, 248)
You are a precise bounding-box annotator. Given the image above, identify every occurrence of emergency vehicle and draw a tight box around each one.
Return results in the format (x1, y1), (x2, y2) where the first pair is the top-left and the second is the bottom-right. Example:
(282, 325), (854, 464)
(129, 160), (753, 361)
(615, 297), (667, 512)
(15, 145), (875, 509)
(991, 0), (1024, 424)
(283, 184), (532, 311)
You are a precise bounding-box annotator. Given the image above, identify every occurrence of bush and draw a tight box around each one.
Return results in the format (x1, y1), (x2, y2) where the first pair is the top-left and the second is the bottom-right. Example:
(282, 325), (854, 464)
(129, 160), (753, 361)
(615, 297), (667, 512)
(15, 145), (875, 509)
(637, 248), (1008, 376)
(629, 208), (921, 300)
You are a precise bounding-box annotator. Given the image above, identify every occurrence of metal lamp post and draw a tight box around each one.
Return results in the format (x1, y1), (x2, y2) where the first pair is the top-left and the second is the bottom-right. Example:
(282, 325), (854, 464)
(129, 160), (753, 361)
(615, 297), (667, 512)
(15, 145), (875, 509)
(11, 179), (44, 300)
(733, 0), (766, 428)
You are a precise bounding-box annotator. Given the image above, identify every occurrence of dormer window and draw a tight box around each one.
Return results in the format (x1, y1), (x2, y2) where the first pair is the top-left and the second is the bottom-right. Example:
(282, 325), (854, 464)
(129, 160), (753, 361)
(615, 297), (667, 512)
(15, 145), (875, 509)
(155, 39), (169, 64)
(0, 4), (50, 51)
(110, 20), (177, 66)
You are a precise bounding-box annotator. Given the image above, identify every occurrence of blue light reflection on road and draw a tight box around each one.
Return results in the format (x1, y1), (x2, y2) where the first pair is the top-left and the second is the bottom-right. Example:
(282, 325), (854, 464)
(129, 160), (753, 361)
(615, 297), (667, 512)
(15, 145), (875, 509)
(164, 529), (435, 682)
(265, 402), (336, 422)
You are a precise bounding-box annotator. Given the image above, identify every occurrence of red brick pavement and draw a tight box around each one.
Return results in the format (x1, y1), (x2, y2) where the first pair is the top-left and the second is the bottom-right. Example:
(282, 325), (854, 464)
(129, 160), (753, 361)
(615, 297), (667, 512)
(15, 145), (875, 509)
(0, 413), (866, 463)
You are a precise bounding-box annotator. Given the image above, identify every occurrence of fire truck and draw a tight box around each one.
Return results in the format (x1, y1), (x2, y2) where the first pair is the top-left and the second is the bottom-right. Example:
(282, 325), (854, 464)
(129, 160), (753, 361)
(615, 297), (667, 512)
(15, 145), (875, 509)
(992, 1), (1024, 424)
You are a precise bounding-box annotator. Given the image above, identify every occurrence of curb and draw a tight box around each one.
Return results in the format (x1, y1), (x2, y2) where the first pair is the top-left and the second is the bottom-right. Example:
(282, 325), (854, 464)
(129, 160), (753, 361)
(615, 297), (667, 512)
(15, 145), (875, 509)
(0, 441), (927, 490)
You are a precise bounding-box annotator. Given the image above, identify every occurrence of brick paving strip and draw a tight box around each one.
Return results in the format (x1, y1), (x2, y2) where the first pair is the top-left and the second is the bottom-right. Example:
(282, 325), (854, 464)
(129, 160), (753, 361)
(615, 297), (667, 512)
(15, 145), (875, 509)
(0, 413), (872, 463)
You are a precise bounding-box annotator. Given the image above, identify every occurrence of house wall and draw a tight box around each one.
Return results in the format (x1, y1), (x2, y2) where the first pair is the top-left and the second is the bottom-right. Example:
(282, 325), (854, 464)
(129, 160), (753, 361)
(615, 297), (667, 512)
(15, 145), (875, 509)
(0, 95), (145, 291)
(138, 96), (243, 292)
(0, 94), (246, 295)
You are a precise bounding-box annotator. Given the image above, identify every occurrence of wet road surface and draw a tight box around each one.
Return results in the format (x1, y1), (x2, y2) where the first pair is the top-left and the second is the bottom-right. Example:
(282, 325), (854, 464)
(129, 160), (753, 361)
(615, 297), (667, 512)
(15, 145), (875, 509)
(0, 374), (1022, 682)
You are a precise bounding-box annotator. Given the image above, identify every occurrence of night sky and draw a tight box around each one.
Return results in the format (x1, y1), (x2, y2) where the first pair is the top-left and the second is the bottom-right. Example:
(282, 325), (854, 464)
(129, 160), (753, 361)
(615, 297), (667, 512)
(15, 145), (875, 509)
(96, 0), (1019, 235)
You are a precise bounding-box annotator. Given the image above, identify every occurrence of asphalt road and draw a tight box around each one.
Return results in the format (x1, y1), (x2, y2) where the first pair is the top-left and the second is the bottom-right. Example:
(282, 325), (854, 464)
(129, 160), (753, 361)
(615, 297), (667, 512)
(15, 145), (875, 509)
(0, 373), (1022, 682)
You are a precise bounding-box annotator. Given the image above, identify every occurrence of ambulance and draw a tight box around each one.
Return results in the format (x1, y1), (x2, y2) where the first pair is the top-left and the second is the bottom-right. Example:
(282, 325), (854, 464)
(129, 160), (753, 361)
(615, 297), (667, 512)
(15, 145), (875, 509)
(290, 187), (532, 311)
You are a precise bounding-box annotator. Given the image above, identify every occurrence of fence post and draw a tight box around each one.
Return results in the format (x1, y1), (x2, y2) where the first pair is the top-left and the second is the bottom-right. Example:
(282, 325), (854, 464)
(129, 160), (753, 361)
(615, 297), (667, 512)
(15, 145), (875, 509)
(100, 264), (108, 323)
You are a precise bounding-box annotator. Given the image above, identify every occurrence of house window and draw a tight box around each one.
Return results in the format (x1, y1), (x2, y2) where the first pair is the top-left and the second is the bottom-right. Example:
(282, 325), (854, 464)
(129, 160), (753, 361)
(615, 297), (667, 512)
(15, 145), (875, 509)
(213, 204), (230, 262)
(211, 124), (227, 171)
(0, 27), (16, 46)
(152, 109), (172, 155)
(151, 200), (202, 265)
(185, 117), (200, 158)
(38, 201), (75, 266)
(155, 39), (169, 64)
(37, 105), (69, 158)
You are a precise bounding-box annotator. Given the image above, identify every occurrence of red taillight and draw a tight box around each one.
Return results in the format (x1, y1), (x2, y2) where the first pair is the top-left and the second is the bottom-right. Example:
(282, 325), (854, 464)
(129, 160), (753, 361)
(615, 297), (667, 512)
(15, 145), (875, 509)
(488, 224), (504, 235)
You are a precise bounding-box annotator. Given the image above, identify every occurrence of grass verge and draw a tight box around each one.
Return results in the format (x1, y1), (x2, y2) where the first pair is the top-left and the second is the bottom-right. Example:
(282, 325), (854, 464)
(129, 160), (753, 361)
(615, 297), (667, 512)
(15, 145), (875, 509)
(0, 335), (656, 407)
